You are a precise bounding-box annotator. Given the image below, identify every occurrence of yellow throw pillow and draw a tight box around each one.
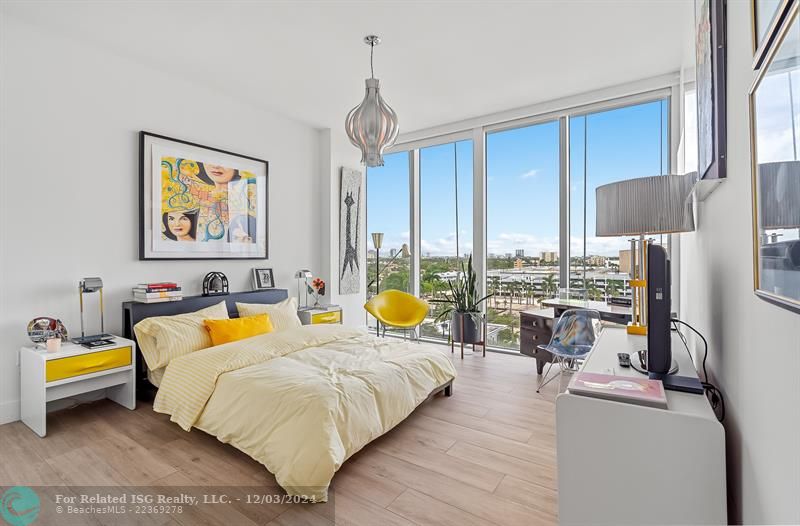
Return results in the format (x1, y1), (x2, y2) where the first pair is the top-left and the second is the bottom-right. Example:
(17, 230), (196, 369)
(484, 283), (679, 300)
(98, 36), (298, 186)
(204, 314), (274, 347)
(133, 300), (229, 370)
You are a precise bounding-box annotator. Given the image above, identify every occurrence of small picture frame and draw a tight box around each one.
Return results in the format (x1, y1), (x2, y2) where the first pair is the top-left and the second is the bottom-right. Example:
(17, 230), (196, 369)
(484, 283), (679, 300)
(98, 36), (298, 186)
(252, 268), (275, 290)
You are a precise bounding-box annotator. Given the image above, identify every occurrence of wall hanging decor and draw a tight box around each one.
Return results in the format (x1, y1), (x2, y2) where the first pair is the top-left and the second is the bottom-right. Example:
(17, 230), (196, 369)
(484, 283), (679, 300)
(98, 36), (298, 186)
(339, 167), (362, 294)
(694, 0), (727, 181)
(749, 1), (800, 313)
(752, 0), (794, 69)
(140, 132), (268, 260)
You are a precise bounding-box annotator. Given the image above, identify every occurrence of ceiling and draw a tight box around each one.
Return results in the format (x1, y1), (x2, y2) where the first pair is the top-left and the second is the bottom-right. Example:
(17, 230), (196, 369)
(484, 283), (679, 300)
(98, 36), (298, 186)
(3, 0), (694, 134)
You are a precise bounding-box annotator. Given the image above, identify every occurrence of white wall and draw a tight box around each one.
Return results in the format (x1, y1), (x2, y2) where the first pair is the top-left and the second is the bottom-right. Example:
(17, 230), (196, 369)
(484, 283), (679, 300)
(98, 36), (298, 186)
(0, 13), (364, 423)
(317, 130), (367, 327)
(679, 1), (800, 523)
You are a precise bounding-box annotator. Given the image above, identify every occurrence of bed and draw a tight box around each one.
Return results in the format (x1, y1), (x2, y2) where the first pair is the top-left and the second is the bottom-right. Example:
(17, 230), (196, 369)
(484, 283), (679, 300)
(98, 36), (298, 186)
(122, 290), (456, 502)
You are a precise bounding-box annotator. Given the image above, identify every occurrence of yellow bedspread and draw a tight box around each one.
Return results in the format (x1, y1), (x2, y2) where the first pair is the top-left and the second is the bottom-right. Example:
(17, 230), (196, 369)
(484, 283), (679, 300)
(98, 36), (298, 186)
(153, 324), (456, 501)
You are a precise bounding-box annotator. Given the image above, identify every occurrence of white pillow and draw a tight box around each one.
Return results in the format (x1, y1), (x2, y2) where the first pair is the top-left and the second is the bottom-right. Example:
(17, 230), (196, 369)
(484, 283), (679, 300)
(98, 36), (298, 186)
(133, 300), (229, 370)
(236, 297), (302, 331)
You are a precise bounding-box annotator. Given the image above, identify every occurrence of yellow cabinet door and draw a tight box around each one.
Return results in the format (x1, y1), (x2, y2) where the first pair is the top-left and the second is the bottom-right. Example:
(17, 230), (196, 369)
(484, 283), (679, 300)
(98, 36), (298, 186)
(311, 311), (342, 324)
(46, 347), (132, 382)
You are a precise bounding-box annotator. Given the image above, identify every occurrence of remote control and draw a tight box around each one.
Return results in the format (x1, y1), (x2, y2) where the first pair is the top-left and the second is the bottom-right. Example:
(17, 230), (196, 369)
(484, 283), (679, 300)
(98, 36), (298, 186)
(617, 352), (631, 368)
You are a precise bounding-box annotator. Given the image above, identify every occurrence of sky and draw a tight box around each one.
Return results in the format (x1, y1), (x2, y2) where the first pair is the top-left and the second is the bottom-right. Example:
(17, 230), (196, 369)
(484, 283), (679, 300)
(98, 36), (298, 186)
(367, 99), (669, 258)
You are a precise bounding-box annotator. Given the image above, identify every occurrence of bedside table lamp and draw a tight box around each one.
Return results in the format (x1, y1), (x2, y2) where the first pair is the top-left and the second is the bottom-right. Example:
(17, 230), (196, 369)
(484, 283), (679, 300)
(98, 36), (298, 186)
(294, 269), (313, 308)
(74, 277), (111, 344)
(596, 173), (696, 335)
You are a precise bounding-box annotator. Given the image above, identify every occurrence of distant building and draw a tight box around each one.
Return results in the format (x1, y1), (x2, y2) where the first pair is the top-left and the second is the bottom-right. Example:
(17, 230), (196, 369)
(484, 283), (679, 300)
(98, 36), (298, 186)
(389, 248), (397, 258)
(368, 249), (377, 258)
(505, 252), (513, 258)
(540, 251), (558, 264)
(586, 255), (607, 266)
(619, 249), (635, 275)
(515, 249), (525, 257)
(514, 258), (524, 269)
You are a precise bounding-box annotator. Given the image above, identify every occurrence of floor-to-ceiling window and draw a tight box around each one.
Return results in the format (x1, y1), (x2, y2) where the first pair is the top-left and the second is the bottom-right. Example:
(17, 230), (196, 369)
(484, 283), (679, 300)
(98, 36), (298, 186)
(569, 99), (669, 301)
(365, 151), (410, 329)
(364, 89), (673, 351)
(418, 140), (473, 341)
(485, 120), (561, 350)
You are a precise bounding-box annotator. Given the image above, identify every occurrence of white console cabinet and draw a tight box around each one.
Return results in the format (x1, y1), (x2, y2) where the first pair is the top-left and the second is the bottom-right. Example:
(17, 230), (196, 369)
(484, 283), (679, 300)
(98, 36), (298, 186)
(556, 326), (726, 525)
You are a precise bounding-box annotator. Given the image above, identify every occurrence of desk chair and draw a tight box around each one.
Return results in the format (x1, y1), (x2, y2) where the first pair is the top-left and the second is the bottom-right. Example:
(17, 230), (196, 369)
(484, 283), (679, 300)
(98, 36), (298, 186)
(536, 308), (602, 393)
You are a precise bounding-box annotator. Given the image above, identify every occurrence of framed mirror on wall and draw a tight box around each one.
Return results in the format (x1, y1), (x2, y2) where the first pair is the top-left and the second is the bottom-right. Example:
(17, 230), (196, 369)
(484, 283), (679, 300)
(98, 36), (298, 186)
(749, 2), (800, 313)
(752, 0), (794, 69)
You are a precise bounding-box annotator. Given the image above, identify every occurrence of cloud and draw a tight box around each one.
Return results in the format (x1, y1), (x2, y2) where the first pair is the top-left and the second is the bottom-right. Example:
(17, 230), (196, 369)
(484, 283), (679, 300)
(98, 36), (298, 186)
(519, 169), (539, 180)
(485, 233), (632, 257)
(421, 230), (474, 257)
(487, 232), (558, 256)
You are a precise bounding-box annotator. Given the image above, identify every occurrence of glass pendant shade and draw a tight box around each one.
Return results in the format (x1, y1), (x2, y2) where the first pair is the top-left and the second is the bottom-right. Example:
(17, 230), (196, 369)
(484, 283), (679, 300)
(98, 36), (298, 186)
(345, 36), (399, 167)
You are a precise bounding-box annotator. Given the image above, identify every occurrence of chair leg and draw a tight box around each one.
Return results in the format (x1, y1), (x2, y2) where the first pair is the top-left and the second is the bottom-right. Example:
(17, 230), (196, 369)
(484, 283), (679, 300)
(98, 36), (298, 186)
(537, 358), (562, 393)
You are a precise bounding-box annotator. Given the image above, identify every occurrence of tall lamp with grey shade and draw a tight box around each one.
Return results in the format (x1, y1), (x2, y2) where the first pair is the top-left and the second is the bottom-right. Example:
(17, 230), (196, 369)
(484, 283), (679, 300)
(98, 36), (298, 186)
(596, 173), (696, 337)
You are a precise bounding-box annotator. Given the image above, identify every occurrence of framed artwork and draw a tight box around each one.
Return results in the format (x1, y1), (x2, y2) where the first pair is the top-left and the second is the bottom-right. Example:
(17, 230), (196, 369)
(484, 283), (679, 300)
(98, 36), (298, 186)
(752, 0), (794, 69)
(252, 268), (275, 290)
(139, 132), (268, 260)
(695, 0), (727, 181)
(749, 3), (800, 313)
(339, 167), (362, 295)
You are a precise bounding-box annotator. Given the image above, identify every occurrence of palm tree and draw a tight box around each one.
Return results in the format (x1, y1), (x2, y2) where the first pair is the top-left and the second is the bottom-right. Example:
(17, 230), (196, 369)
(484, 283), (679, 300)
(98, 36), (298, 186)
(586, 280), (603, 301)
(606, 279), (622, 299)
(542, 274), (558, 299)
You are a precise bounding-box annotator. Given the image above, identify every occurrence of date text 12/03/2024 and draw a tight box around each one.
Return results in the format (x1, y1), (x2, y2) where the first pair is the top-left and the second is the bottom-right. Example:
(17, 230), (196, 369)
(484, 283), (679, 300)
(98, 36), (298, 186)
(54, 492), (319, 506)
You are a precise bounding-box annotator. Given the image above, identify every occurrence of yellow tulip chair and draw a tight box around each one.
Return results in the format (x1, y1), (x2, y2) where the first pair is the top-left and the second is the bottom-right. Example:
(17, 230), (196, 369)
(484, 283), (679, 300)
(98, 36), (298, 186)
(364, 290), (429, 341)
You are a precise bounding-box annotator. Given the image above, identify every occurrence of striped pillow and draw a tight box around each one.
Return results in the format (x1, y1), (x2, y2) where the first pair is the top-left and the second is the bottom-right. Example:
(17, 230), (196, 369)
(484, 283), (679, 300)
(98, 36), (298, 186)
(236, 297), (302, 331)
(134, 300), (229, 370)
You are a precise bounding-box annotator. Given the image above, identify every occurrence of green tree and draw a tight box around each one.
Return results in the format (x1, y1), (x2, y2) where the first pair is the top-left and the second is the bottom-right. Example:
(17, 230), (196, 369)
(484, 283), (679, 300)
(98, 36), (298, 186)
(606, 279), (622, 298)
(541, 274), (558, 298)
(586, 280), (603, 301)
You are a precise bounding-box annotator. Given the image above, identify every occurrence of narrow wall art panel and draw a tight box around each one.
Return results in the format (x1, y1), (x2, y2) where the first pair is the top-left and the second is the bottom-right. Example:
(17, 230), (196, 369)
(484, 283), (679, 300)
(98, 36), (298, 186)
(339, 167), (362, 294)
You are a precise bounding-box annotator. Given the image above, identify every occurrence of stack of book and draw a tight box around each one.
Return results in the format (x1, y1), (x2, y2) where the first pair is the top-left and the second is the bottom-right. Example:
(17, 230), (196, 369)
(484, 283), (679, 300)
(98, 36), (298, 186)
(132, 282), (183, 303)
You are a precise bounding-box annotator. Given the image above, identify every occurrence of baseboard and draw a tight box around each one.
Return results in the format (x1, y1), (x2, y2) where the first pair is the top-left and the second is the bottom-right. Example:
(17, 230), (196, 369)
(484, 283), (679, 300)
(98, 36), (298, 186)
(0, 399), (20, 425)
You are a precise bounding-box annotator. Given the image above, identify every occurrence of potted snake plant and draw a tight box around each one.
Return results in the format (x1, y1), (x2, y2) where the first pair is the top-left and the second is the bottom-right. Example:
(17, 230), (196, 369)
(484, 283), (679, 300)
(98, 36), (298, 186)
(430, 255), (493, 343)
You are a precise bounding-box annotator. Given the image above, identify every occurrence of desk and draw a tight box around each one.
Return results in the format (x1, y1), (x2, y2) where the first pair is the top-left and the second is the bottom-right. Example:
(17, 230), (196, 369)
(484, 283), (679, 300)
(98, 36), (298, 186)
(556, 326), (726, 525)
(523, 299), (631, 374)
(541, 298), (632, 325)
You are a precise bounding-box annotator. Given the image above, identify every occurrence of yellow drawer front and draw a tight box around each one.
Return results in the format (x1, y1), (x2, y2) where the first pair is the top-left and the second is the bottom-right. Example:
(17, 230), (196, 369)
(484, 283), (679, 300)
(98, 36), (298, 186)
(46, 347), (132, 382)
(311, 311), (342, 324)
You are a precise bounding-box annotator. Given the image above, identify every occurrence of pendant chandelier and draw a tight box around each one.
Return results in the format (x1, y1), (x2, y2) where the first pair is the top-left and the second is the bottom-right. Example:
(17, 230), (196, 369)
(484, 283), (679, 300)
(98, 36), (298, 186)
(345, 35), (399, 167)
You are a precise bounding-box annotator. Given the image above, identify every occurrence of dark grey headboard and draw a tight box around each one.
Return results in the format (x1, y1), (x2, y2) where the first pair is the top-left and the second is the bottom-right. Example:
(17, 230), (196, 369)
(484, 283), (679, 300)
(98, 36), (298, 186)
(122, 288), (289, 399)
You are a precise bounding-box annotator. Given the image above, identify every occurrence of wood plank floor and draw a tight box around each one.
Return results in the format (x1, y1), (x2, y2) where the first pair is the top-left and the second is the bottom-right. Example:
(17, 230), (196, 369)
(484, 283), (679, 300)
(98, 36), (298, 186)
(0, 345), (560, 526)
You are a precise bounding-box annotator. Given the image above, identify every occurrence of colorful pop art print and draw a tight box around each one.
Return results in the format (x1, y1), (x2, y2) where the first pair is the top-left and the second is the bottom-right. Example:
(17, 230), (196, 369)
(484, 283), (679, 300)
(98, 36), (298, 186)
(139, 132), (268, 260)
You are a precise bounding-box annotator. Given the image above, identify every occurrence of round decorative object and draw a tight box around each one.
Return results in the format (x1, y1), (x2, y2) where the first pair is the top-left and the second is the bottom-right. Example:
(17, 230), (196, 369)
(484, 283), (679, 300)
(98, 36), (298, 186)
(27, 317), (69, 344)
(202, 271), (229, 296)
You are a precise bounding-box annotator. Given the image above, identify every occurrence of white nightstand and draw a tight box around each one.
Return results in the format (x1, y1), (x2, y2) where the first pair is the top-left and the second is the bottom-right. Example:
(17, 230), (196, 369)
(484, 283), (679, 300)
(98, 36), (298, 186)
(20, 336), (136, 437)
